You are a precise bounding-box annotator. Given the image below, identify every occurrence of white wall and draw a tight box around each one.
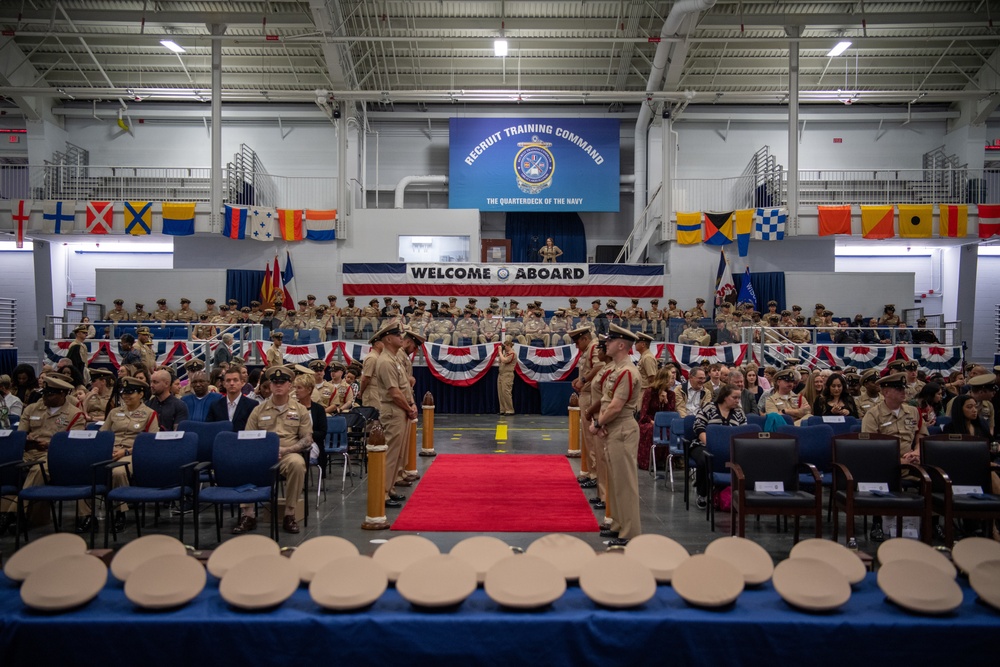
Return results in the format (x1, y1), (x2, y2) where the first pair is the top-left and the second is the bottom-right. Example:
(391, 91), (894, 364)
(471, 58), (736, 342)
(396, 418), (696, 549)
(784, 271), (915, 321)
(96, 269), (226, 312)
(0, 244), (39, 364)
(973, 248), (1000, 363)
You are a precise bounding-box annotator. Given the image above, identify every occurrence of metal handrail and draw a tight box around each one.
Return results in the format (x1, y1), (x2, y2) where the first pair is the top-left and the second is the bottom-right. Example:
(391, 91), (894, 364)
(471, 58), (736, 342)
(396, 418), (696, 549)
(614, 181), (663, 264)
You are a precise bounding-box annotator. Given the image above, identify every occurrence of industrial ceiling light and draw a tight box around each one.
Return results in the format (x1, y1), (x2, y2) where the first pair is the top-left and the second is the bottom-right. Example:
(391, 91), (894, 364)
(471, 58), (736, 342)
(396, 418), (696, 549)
(494, 39), (508, 57)
(826, 41), (851, 57)
(160, 40), (185, 53)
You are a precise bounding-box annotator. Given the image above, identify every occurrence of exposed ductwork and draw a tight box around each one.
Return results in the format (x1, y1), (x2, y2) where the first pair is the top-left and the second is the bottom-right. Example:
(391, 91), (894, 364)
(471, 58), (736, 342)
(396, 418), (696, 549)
(634, 0), (716, 227)
(394, 175), (449, 208)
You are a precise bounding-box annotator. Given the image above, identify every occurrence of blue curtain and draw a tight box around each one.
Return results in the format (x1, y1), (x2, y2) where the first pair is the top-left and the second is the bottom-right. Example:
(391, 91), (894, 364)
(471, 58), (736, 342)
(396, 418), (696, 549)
(505, 212), (587, 263)
(226, 270), (265, 308)
(413, 366), (544, 415)
(735, 271), (786, 311)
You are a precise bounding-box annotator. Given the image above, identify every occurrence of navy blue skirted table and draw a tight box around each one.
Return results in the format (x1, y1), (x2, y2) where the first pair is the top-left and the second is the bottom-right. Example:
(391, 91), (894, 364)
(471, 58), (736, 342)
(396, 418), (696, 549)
(0, 349), (16, 377)
(0, 571), (996, 666)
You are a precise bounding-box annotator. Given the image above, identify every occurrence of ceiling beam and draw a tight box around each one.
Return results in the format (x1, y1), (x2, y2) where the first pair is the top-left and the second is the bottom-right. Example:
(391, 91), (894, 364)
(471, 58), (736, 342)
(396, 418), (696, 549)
(0, 37), (43, 121)
(0, 10), (315, 29)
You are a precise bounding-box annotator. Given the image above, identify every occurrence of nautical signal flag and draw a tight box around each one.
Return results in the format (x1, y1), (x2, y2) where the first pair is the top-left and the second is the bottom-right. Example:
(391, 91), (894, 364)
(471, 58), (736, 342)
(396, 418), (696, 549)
(42, 201), (75, 234)
(305, 209), (337, 241)
(735, 209), (753, 257)
(939, 204), (967, 238)
(897, 204), (932, 239)
(703, 211), (734, 245)
(161, 202), (196, 236)
(125, 201), (152, 235)
(9, 200), (29, 248)
(222, 205), (248, 239)
(676, 212), (701, 245)
(817, 205), (852, 236)
(861, 205), (895, 239)
(978, 203), (1000, 239)
(276, 208), (304, 241)
(250, 207), (276, 241)
(754, 207), (787, 241)
(85, 201), (113, 234)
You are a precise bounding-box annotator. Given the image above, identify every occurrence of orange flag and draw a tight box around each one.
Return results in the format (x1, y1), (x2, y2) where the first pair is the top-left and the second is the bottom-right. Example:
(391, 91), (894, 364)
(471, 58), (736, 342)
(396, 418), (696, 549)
(861, 205), (895, 239)
(276, 208), (304, 241)
(817, 205), (852, 236)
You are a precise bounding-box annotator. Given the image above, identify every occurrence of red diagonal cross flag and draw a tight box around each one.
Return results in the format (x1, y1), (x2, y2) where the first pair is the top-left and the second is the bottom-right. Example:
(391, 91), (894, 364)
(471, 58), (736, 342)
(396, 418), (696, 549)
(85, 201), (113, 234)
(11, 200), (29, 248)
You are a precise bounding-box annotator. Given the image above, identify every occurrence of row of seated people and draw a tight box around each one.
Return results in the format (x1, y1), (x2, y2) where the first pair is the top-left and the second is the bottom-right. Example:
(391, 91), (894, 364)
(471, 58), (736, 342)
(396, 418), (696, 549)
(0, 355), (374, 539)
(82, 295), (940, 346)
(634, 357), (998, 523)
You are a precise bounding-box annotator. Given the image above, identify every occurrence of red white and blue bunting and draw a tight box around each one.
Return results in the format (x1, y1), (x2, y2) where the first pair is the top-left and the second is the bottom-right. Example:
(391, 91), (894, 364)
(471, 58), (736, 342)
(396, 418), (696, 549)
(514, 344), (580, 387)
(666, 344), (748, 378)
(422, 342), (500, 386)
(46, 339), (964, 388)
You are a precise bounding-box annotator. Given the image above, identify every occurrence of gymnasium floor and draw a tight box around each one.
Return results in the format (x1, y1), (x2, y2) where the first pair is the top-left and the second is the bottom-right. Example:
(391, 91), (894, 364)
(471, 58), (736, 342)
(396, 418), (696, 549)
(1, 414), (858, 562)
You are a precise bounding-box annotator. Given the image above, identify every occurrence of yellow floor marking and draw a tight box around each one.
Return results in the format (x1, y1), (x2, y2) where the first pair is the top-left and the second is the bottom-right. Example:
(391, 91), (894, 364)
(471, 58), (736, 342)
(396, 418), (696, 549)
(442, 427), (568, 432)
(495, 424), (508, 441)
(494, 449), (507, 453)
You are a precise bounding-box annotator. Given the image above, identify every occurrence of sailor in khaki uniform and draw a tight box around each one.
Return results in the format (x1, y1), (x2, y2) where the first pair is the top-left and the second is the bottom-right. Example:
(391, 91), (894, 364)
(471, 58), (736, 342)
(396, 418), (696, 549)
(548, 309), (572, 346)
(479, 310), (502, 344)
(586, 299), (602, 319)
(107, 298), (130, 324)
(393, 328), (422, 486)
(678, 317), (711, 346)
(373, 325), (418, 506)
(343, 297), (362, 337)
(427, 315), (455, 345)
(860, 372), (928, 541)
(635, 332), (658, 391)
(82, 367), (114, 422)
(645, 299), (662, 336)
(265, 331), (285, 367)
(201, 298), (218, 319)
(309, 359), (336, 409)
(100, 376), (160, 532)
(665, 299), (684, 320)
(589, 324), (642, 545)
(236, 365), (312, 534)
(174, 298), (197, 323)
(153, 299), (174, 321)
(565, 297), (583, 319)
(855, 369), (881, 419)
(879, 304), (901, 327)
(765, 368), (811, 420)
(135, 326), (157, 374)
(686, 298), (707, 320)
(497, 338), (517, 416)
(0, 375), (86, 533)
(453, 306), (480, 345)
(571, 327), (603, 491)
(326, 363), (355, 414)
(360, 299), (381, 338)
(133, 303), (150, 323)
(624, 299), (645, 333)
(524, 308), (550, 347)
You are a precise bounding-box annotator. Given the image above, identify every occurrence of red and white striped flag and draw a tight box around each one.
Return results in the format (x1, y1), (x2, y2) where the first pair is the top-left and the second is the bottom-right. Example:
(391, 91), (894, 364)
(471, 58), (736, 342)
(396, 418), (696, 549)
(977, 203), (1000, 239)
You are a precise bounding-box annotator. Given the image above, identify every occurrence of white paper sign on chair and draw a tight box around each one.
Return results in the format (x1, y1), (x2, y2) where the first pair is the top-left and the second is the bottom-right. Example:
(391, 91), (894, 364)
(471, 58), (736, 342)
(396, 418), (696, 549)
(238, 430), (267, 440)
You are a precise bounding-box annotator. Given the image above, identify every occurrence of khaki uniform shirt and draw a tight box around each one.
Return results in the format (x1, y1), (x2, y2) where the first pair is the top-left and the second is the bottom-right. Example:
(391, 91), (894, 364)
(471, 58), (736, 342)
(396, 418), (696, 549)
(137, 343), (157, 373)
(107, 307), (130, 323)
(479, 318), (501, 340)
(375, 350), (409, 414)
(686, 307), (707, 319)
(100, 403), (159, 450)
(861, 400), (927, 457)
(362, 350), (382, 406)
(152, 308), (175, 321)
(19, 401), (86, 447)
(454, 318), (479, 339)
(599, 357), (641, 426)
(245, 397), (313, 452)
(578, 340), (603, 401)
(312, 381), (337, 408)
(548, 316), (570, 334)
(175, 307), (197, 322)
(624, 306), (643, 324)
(83, 390), (111, 422)
(524, 317), (548, 338)
(397, 349), (415, 405)
(330, 382), (355, 412)
(193, 324), (216, 340)
(666, 308), (685, 319)
(637, 349), (658, 390)
(765, 392), (808, 416)
(905, 378), (926, 402)
(856, 393), (881, 420)
(265, 344), (284, 367)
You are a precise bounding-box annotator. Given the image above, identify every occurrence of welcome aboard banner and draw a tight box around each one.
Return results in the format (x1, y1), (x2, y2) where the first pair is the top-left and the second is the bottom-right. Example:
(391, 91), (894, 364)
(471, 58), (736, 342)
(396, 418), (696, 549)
(342, 262), (664, 298)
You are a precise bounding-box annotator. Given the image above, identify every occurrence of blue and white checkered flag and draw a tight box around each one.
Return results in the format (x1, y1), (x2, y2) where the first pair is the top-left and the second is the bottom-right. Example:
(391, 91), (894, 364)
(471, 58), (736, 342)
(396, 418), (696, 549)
(754, 207), (787, 240)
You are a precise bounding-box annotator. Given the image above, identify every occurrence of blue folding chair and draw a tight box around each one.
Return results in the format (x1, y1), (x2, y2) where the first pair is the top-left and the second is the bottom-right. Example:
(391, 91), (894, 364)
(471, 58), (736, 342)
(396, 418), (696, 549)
(197, 431), (280, 544)
(805, 415), (859, 436)
(670, 415), (697, 508)
(17, 431), (115, 548)
(649, 410), (679, 483)
(322, 415), (352, 495)
(745, 413), (766, 429)
(105, 432), (201, 547)
(179, 419), (233, 484)
(703, 423), (762, 531)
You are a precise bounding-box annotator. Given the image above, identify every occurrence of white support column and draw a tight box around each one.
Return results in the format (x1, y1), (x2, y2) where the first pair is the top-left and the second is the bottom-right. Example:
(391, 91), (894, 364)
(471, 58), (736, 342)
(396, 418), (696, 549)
(662, 109), (673, 237)
(786, 26), (800, 231)
(209, 24), (226, 232)
(32, 240), (53, 366)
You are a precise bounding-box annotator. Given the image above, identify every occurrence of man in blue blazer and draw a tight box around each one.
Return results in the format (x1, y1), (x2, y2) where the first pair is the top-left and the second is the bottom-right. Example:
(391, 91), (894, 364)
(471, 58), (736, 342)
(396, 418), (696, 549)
(207, 368), (258, 431)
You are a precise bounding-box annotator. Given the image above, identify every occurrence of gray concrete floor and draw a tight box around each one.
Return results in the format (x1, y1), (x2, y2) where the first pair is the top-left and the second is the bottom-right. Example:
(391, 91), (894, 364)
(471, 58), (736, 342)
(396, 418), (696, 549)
(1, 414), (878, 563)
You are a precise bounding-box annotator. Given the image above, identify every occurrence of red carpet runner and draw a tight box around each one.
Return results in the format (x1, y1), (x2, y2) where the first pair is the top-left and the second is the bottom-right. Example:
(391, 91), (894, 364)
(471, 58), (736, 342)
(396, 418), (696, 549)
(391, 454), (600, 532)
